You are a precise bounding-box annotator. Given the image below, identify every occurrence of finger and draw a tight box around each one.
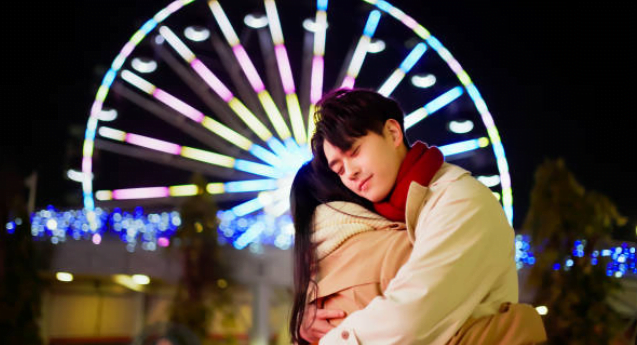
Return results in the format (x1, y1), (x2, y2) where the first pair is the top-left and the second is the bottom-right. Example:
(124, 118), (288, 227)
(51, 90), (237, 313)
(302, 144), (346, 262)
(315, 308), (346, 320)
(300, 328), (321, 343)
(313, 320), (335, 333)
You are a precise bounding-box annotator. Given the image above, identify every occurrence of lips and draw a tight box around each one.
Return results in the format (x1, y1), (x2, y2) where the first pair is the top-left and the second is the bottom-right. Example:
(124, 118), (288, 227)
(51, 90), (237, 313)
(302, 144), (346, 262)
(358, 175), (372, 192)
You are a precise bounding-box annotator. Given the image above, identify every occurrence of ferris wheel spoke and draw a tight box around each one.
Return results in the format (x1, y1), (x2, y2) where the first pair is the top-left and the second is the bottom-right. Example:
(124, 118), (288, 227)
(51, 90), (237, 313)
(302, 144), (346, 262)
(97, 126), (283, 179)
(229, 182), (290, 218)
(305, 0), (329, 142)
(118, 70), (287, 166)
(264, 0), (307, 145)
(156, 26), (276, 145)
(339, 9), (382, 89)
(111, 82), (239, 157)
(94, 138), (238, 179)
(208, 0), (294, 146)
(152, 35), (251, 135)
(438, 137), (490, 159)
(377, 42), (428, 96)
(95, 178), (278, 202)
(404, 86), (465, 129)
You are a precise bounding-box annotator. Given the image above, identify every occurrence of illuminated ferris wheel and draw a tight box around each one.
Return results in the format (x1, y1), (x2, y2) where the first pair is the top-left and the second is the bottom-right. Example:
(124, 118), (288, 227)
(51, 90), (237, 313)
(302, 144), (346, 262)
(81, 0), (513, 250)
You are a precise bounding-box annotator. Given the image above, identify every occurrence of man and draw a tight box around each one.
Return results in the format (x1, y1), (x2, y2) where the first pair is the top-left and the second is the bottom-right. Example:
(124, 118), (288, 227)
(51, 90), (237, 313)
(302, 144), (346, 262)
(303, 89), (545, 344)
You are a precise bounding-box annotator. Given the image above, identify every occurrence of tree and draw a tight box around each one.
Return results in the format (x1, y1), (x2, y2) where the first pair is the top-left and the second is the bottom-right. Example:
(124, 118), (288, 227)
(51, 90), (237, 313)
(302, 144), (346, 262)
(523, 159), (627, 344)
(0, 167), (44, 345)
(168, 174), (235, 344)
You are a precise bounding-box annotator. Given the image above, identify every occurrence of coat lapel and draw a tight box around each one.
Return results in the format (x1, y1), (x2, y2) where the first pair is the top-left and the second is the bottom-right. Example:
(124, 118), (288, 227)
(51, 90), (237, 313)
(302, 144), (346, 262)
(405, 181), (429, 244)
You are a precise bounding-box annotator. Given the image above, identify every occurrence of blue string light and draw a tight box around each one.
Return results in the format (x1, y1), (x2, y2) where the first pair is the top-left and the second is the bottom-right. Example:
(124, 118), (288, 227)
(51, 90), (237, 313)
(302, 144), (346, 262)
(5, 208), (635, 277)
(514, 234), (636, 278)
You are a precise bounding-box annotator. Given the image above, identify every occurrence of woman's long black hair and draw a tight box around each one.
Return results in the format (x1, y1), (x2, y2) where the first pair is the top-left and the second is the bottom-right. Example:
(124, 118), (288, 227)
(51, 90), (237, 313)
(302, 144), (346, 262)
(289, 161), (373, 344)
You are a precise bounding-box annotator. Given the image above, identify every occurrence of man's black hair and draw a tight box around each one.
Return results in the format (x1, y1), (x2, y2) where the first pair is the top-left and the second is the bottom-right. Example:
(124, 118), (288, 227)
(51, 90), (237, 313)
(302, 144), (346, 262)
(310, 88), (407, 170)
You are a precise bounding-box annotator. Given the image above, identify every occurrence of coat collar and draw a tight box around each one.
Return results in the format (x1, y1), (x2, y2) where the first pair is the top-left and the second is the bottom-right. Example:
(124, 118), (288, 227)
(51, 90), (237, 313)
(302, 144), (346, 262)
(404, 163), (470, 242)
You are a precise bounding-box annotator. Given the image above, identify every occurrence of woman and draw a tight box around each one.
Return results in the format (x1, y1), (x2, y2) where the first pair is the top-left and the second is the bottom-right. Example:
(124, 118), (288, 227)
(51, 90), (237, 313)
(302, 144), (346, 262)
(289, 162), (411, 344)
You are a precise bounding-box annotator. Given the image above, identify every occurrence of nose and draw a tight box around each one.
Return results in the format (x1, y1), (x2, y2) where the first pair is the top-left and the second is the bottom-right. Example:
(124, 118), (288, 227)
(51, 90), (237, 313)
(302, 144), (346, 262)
(343, 159), (360, 180)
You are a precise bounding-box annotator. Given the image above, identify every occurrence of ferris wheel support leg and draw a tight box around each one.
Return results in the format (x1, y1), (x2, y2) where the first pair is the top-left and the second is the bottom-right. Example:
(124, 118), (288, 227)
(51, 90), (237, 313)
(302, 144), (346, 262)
(251, 261), (271, 345)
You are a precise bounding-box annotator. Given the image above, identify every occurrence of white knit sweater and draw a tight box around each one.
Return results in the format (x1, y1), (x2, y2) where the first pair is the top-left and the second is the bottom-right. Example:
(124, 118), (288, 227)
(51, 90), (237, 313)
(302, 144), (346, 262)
(312, 201), (406, 260)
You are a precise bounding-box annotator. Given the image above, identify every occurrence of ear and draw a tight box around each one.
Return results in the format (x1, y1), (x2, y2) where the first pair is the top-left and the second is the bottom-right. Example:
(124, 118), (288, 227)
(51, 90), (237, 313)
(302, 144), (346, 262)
(384, 119), (404, 148)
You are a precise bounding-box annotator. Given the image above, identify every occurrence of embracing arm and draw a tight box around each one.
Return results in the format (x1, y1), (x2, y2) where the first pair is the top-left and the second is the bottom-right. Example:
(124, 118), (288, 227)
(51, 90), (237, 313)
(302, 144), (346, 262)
(319, 177), (516, 344)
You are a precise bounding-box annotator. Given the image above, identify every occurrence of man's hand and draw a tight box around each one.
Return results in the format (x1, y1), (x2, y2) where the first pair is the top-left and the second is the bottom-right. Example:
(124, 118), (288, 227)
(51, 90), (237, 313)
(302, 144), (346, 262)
(300, 304), (346, 343)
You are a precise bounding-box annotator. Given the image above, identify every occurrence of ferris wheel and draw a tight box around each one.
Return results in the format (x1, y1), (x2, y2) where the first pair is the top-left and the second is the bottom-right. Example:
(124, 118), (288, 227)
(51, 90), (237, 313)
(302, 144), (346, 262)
(81, 0), (513, 250)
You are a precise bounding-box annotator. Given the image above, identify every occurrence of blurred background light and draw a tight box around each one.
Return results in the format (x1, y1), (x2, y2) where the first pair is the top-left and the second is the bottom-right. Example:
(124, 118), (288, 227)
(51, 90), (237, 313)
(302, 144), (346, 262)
(56, 272), (74, 282)
(132, 274), (151, 285)
(96, 108), (118, 121)
(411, 73), (437, 88)
(131, 57), (158, 73)
(448, 119), (474, 134)
(244, 13), (268, 29)
(367, 39), (386, 53)
(302, 18), (328, 32)
(184, 25), (210, 42)
(536, 306), (548, 315)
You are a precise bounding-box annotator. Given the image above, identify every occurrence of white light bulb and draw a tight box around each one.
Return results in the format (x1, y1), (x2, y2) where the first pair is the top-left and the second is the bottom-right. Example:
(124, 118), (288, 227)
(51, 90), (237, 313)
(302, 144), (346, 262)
(535, 306), (548, 315)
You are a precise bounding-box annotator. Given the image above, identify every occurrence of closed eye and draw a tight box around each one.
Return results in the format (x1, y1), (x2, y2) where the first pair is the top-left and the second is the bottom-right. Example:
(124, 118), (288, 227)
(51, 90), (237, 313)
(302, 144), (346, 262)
(351, 145), (360, 156)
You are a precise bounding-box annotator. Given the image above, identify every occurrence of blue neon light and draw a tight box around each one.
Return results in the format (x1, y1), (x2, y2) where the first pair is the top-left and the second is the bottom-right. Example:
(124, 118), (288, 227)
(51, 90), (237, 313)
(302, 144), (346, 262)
(231, 198), (264, 217)
(439, 138), (482, 157)
(284, 137), (301, 153)
(375, 0), (392, 13)
(249, 144), (281, 167)
(103, 69), (117, 88)
(225, 179), (278, 193)
(140, 19), (158, 35)
(400, 42), (427, 72)
(266, 137), (289, 158)
(233, 222), (265, 249)
(317, 0), (328, 11)
(425, 36), (443, 52)
(235, 160), (281, 178)
(363, 10), (382, 37)
(424, 86), (464, 114)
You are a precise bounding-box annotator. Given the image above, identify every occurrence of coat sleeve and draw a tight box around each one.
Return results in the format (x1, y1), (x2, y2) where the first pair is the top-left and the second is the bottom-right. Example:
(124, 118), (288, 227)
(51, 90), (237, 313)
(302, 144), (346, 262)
(319, 176), (516, 345)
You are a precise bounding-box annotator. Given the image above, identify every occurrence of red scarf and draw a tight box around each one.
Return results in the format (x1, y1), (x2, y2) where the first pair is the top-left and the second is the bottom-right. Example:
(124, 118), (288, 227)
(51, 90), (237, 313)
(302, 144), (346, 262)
(373, 141), (444, 222)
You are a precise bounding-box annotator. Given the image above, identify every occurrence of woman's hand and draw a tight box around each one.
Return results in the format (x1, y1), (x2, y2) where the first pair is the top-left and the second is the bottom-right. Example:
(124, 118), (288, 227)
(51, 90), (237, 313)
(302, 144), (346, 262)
(300, 304), (346, 342)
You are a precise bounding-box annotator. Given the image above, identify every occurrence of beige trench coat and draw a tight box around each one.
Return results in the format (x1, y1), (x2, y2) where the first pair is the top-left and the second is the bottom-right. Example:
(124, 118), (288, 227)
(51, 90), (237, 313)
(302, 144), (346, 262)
(318, 163), (547, 344)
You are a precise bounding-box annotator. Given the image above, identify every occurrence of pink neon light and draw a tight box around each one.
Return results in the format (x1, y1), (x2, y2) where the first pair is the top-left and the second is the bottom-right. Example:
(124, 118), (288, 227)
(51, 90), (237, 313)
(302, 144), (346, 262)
(274, 45), (295, 94)
(166, 1), (182, 14)
(153, 89), (205, 122)
(341, 75), (355, 89)
(92, 233), (102, 245)
(112, 187), (170, 200)
(126, 133), (182, 155)
(121, 42), (136, 59)
(90, 102), (103, 117)
(402, 16), (418, 29)
(232, 45), (265, 92)
(448, 58), (463, 75)
(191, 59), (234, 102)
(311, 56), (324, 103)
(158, 237), (170, 247)
(82, 157), (92, 172)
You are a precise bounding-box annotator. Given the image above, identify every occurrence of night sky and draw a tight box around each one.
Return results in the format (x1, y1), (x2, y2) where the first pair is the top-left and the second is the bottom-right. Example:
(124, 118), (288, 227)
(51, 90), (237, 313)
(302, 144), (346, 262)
(3, 1), (635, 228)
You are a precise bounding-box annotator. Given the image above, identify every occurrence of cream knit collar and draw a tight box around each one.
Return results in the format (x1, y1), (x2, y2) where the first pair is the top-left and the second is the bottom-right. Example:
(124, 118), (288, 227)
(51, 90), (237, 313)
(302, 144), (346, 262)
(312, 201), (405, 260)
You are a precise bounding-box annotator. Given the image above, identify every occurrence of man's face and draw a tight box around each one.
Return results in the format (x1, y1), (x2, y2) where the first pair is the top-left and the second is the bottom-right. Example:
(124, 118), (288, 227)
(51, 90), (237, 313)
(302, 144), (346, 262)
(323, 121), (404, 202)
